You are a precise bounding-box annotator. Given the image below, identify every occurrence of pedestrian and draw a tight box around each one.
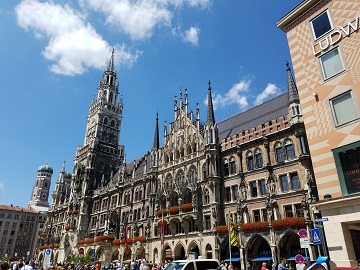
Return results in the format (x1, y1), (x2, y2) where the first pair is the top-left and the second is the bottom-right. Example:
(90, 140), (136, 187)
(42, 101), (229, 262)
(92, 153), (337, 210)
(261, 262), (268, 270)
(246, 261), (252, 270)
(272, 262), (277, 270)
(217, 260), (227, 270)
(277, 260), (288, 270)
(1, 262), (9, 270)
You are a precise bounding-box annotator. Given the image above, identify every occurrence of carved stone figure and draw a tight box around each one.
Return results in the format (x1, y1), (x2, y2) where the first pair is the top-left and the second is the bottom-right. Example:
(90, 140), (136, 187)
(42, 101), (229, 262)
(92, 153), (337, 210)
(241, 186), (247, 200)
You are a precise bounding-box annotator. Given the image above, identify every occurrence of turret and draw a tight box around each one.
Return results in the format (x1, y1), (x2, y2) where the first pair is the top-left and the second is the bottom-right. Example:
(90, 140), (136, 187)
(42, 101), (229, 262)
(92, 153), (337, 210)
(286, 62), (302, 124)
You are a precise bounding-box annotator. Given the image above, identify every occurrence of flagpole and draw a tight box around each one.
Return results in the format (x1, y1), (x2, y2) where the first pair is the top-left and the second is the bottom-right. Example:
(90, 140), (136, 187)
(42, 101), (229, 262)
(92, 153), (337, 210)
(228, 213), (232, 266)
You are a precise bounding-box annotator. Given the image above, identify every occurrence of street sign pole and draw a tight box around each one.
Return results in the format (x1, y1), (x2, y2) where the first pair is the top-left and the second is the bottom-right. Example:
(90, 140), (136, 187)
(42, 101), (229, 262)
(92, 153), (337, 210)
(313, 219), (328, 258)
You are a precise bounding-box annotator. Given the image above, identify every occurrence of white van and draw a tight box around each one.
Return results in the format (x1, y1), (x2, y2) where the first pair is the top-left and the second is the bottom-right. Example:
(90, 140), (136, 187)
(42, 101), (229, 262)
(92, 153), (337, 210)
(164, 259), (220, 270)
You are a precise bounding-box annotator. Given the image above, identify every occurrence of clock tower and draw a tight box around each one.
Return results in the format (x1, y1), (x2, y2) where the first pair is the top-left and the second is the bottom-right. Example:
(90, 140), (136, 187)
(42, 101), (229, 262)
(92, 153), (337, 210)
(74, 49), (124, 193)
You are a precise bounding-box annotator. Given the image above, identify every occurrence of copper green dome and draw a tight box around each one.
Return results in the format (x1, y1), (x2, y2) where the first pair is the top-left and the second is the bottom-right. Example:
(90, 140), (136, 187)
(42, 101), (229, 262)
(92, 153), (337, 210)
(38, 163), (53, 174)
(64, 172), (72, 179)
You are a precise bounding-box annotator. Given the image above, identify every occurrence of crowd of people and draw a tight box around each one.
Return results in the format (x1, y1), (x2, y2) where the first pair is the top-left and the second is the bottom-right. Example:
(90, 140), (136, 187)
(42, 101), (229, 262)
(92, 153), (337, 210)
(0, 259), (169, 270)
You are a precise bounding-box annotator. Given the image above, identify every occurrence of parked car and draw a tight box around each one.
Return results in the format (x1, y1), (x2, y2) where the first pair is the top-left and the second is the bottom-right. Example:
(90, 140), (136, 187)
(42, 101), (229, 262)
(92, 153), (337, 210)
(164, 259), (220, 270)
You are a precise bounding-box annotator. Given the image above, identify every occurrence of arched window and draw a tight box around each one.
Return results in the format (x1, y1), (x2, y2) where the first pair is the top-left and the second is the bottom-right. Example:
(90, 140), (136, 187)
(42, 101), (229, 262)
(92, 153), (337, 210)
(255, 148), (263, 168)
(205, 244), (213, 259)
(103, 117), (109, 125)
(229, 157), (236, 174)
(275, 142), (284, 163)
(111, 119), (115, 127)
(246, 151), (254, 171)
(109, 92), (113, 103)
(284, 139), (295, 160)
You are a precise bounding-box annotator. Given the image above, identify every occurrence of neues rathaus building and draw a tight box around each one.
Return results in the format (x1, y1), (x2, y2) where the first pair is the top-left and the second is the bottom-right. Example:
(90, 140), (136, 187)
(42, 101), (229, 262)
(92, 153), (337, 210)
(38, 51), (320, 268)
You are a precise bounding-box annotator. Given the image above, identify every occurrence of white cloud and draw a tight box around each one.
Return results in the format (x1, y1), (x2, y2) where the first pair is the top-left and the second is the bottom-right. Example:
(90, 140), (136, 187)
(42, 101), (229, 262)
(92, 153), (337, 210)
(15, 0), (140, 75)
(254, 83), (281, 105)
(183, 26), (199, 46)
(210, 80), (250, 110)
(207, 80), (281, 111)
(186, 0), (212, 8)
(81, 0), (172, 40)
(81, 0), (211, 40)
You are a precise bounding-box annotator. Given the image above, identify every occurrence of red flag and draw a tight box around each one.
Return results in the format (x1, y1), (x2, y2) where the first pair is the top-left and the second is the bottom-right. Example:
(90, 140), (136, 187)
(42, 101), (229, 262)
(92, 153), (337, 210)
(161, 212), (165, 247)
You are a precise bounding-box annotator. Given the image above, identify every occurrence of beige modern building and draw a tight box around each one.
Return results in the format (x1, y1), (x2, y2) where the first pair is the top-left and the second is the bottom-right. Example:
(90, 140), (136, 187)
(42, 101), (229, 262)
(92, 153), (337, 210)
(278, 0), (360, 267)
(36, 50), (319, 268)
(0, 205), (38, 260)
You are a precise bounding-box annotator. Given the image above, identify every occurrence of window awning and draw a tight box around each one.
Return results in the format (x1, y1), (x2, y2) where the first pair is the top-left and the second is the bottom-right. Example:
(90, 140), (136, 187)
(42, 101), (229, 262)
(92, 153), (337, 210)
(253, 257), (272, 261)
(225, 258), (241, 261)
(316, 256), (328, 264)
(287, 256), (310, 261)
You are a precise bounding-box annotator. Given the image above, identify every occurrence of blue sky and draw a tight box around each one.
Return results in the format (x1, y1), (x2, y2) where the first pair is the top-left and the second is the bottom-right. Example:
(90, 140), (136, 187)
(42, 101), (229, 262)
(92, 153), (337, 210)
(0, 0), (298, 208)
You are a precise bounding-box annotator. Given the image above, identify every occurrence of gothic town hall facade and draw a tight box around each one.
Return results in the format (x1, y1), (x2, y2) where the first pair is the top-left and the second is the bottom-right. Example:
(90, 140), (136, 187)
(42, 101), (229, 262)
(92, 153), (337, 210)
(38, 52), (319, 267)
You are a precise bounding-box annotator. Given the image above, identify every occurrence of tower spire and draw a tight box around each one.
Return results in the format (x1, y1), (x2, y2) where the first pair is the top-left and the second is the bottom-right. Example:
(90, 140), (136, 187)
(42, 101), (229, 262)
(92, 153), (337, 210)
(207, 80), (215, 125)
(286, 62), (299, 104)
(107, 48), (115, 72)
(152, 113), (159, 150)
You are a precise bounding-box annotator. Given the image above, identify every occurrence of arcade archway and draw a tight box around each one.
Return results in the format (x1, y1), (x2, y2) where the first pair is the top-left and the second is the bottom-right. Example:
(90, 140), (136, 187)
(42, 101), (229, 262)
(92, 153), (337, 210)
(174, 243), (186, 260)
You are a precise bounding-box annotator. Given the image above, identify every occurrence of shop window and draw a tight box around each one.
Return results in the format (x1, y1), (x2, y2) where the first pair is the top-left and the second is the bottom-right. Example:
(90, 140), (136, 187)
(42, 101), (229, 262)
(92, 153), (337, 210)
(330, 91), (359, 126)
(320, 48), (344, 79)
(310, 10), (332, 39)
(333, 142), (360, 195)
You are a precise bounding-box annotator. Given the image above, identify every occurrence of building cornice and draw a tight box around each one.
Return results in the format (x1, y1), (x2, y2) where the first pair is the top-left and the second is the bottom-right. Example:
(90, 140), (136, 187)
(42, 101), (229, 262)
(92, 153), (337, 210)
(311, 194), (360, 210)
(277, 0), (321, 31)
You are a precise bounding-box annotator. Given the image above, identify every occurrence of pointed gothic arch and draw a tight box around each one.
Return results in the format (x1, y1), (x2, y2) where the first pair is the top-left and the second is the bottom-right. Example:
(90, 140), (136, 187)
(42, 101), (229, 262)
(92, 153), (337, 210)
(174, 242), (186, 260)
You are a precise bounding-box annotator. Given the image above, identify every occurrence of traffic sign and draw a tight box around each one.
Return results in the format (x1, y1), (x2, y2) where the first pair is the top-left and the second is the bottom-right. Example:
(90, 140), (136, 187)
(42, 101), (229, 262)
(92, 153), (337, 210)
(295, 254), (305, 264)
(314, 217), (328, 222)
(311, 228), (321, 245)
(300, 238), (309, 248)
(45, 249), (51, 256)
(298, 229), (308, 238)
